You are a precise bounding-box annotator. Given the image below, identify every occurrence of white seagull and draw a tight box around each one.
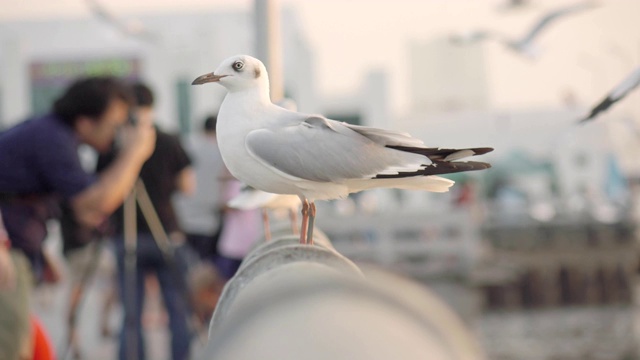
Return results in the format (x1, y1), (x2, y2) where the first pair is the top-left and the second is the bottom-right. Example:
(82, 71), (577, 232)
(451, 2), (598, 58)
(192, 55), (493, 245)
(580, 66), (640, 123)
(228, 186), (301, 241)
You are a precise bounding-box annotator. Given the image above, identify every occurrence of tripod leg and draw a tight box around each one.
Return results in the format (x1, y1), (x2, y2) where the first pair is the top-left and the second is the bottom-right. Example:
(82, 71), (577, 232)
(123, 191), (138, 360)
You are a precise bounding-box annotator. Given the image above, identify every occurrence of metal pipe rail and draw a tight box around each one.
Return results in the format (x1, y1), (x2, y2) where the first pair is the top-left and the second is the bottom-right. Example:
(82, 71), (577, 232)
(202, 231), (485, 360)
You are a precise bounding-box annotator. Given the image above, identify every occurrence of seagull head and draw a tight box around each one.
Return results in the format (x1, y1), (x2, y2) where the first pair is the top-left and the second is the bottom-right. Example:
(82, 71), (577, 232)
(192, 55), (269, 93)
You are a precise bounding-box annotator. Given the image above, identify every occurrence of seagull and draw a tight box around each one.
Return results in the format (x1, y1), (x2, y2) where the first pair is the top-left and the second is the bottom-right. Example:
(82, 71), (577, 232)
(228, 186), (301, 241)
(227, 99), (302, 242)
(86, 0), (156, 42)
(579, 66), (640, 123)
(192, 55), (493, 245)
(451, 2), (598, 58)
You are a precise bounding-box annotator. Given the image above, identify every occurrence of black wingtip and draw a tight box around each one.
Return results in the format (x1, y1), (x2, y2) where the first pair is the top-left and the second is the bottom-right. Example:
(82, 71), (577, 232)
(374, 160), (492, 179)
(579, 96), (615, 125)
(470, 147), (494, 156)
(387, 146), (494, 160)
(378, 146), (494, 178)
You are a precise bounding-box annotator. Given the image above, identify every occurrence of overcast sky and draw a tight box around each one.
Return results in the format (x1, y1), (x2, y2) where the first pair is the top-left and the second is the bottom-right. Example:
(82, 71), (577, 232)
(1, 0), (639, 117)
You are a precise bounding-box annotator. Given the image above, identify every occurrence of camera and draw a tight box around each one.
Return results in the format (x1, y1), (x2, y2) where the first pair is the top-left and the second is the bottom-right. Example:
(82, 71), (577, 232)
(128, 111), (139, 126)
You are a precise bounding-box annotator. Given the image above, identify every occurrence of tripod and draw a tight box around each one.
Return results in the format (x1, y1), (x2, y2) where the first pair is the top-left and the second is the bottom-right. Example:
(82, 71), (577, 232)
(61, 179), (184, 360)
(123, 179), (185, 360)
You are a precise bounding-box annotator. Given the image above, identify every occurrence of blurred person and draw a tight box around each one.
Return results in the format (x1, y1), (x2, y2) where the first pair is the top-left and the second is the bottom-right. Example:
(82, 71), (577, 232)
(59, 200), (116, 359)
(175, 114), (261, 280)
(174, 115), (226, 265)
(187, 261), (225, 333)
(215, 171), (262, 280)
(97, 82), (195, 360)
(0, 76), (155, 360)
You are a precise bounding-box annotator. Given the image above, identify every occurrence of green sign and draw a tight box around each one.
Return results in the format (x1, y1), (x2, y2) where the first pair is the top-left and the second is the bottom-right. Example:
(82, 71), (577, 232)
(30, 58), (140, 115)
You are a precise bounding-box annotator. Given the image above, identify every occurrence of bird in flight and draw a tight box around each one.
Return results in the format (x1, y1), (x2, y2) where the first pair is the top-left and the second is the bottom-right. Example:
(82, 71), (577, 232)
(450, 2), (598, 59)
(86, 0), (156, 42)
(579, 66), (640, 123)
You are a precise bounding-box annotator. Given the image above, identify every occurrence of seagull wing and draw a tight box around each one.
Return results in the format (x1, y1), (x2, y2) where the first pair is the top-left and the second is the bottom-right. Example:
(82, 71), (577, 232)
(246, 115), (493, 183)
(580, 66), (640, 123)
(87, 0), (120, 25)
(228, 188), (279, 210)
(341, 123), (426, 147)
(517, 2), (596, 47)
(609, 66), (640, 100)
(86, 0), (156, 41)
(245, 116), (436, 183)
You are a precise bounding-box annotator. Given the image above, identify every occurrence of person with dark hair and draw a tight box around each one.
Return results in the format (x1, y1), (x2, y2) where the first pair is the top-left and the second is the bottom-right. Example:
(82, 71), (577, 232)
(98, 81), (195, 360)
(0, 76), (156, 360)
(203, 114), (217, 132)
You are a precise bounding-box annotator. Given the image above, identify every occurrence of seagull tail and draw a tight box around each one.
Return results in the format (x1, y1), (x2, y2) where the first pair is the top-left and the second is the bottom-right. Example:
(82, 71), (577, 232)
(380, 145), (493, 178)
(228, 190), (277, 210)
(349, 175), (455, 193)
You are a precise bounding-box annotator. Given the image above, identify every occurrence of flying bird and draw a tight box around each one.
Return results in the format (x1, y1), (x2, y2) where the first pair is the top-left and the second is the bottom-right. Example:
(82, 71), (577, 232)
(86, 0), (156, 42)
(579, 66), (640, 123)
(192, 55), (493, 245)
(451, 2), (598, 58)
(228, 186), (301, 241)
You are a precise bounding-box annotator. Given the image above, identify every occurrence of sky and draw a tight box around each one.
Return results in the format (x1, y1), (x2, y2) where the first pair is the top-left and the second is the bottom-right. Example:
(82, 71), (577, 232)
(1, 0), (639, 117)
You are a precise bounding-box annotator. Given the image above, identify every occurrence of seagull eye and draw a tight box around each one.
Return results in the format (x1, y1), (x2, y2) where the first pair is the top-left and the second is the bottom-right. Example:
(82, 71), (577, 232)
(232, 61), (244, 71)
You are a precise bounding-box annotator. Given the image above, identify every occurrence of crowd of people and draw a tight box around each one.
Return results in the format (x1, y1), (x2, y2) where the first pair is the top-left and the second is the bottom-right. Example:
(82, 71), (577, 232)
(0, 76), (261, 360)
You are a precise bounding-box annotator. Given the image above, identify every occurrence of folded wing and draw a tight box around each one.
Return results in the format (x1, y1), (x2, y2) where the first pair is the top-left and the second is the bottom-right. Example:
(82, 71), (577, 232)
(246, 115), (492, 183)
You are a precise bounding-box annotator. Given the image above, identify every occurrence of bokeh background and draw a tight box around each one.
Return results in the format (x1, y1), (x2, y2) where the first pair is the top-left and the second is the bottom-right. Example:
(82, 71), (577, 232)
(1, 0), (639, 359)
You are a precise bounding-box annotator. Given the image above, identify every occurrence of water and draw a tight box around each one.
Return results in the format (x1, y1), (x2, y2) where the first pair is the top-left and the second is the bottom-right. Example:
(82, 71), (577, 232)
(425, 279), (639, 360)
(477, 306), (638, 360)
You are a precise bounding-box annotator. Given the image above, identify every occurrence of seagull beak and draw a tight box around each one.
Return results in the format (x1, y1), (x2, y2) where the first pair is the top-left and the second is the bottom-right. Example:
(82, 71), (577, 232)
(191, 72), (227, 85)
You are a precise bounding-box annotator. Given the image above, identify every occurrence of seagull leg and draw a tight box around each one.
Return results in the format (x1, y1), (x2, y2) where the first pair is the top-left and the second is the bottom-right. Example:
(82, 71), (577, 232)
(289, 208), (299, 235)
(262, 209), (271, 242)
(306, 202), (316, 246)
(299, 199), (310, 244)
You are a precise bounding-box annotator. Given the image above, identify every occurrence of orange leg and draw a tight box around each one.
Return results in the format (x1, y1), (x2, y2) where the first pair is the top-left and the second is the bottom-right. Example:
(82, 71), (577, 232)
(306, 202), (316, 245)
(299, 200), (309, 244)
(262, 209), (271, 241)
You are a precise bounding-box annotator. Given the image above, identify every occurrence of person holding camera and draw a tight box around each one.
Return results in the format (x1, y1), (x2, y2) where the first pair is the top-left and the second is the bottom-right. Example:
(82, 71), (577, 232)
(0, 76), (156, 360)
(97, 82), (195, 360)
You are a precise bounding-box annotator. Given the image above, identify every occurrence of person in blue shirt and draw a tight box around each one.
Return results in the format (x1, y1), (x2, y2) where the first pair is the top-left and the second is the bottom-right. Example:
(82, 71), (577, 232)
(0, 76), (156, 360)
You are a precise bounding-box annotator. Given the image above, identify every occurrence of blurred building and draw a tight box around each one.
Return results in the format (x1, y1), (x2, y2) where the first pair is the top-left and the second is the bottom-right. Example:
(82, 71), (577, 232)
(0, 7), (316, 132)
(398, 107), (631, 220)
(281, 6), (318, 115)
(409, 37), (490, 114)
(361, 69), (391, 129)
(311, 68), (391, 129)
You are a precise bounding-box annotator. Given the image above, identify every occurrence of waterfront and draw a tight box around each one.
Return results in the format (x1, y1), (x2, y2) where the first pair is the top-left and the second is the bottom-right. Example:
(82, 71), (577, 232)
(478, 305), (638, 360)
(33, 254), (639, 359)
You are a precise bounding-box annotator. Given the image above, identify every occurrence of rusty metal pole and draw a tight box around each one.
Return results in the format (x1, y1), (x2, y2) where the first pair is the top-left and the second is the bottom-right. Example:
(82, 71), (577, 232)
(254, 0), (284, 102)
